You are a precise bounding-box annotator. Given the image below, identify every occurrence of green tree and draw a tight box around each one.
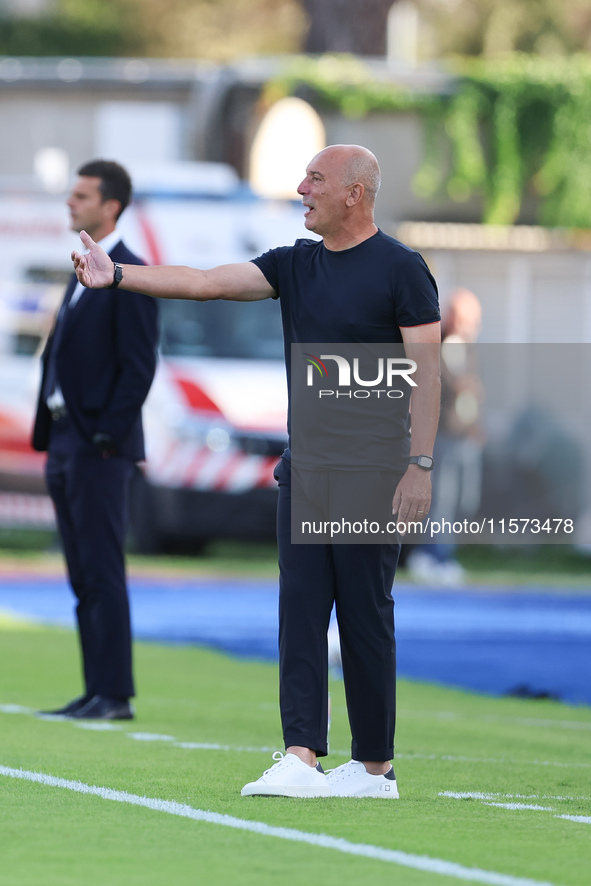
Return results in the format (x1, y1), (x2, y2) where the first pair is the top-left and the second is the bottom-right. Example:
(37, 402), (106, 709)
(4, 0), (591, 60)
(0, 0), (306, 59)
(269, 52), (591, 227)
(415, 0), (591, 58)
(0, 0), (143, 56)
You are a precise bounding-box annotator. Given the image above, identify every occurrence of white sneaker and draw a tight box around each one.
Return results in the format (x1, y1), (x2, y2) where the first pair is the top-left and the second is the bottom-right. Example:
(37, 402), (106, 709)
(241, 752), (332, 798)
(326, 760), (399, 798)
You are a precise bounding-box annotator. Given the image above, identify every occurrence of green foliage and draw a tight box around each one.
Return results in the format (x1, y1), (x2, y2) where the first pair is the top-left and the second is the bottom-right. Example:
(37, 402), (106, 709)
(0, 0), (144, 57)
(269, 53), (591, 227)
(442, 54), (591, 226)
(0, 0), (304, 62)
(415, 0), (591, 59)
(266, 54), (421, 118)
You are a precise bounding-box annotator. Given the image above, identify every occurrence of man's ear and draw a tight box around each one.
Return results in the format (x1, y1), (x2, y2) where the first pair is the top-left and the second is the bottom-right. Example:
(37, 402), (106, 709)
(346, 183), (364, 207)
(103, 197), (122, 222)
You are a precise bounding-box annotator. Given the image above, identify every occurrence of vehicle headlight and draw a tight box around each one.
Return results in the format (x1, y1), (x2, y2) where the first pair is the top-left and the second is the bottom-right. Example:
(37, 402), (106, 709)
(206, 427), (231, 452)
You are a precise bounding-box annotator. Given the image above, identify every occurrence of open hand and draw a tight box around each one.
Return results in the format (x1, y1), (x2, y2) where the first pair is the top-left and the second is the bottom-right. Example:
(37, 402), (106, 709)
(71, 230), (114, 289)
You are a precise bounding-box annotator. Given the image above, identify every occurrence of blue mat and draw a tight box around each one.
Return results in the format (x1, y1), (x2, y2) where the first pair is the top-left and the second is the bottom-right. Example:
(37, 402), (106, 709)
(0, 577), (589, 706)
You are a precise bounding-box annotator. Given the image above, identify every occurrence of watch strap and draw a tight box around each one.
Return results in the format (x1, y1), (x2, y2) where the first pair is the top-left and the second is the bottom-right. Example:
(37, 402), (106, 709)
(108, 263), (123, 289)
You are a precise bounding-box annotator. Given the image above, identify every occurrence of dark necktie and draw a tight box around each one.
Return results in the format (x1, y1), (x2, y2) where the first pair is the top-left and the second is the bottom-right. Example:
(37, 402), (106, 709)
(42, 274), (79, 402)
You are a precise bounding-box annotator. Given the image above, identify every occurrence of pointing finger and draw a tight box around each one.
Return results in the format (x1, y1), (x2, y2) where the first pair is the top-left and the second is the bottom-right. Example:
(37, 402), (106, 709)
(79, 230), (96, 249)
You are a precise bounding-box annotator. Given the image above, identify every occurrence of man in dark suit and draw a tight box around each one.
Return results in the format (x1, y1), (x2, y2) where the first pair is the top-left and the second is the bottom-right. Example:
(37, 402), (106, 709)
(32, 159), (159, 720)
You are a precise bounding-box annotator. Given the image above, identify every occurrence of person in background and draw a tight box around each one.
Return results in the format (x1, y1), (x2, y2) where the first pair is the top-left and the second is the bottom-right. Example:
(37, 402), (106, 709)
(70, 144), (441, 796)
(32, 159), (159, 720)
(407, 287), (483, 585)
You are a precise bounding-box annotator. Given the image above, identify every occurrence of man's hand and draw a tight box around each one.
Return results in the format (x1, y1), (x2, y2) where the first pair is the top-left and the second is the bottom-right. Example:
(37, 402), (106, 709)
(392, 466), (432, 532)
(71, 230), (114, 289)
(92, 432), (117, 458)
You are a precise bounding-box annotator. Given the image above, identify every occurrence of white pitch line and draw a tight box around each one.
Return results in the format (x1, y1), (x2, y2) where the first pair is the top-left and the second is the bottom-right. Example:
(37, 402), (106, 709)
(484, 803), (555, 812)
(440, 792), (591, 803)
(1, 705), (588, 770)
(0, 705), (313, 756)
(174, 741), (282, 753)
(127, 733), (176, 742)
(0, 764), (565, 886)
(0, 704), (34, 714)
(439, 793), (500, 800)
(439, 792), (591, 824)
(441, 793), (555, 812)
(74, 722), (121, 732)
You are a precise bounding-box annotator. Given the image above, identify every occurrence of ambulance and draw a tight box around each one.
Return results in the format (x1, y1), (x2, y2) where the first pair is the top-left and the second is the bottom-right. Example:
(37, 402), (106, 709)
(0, 162), (311, 551)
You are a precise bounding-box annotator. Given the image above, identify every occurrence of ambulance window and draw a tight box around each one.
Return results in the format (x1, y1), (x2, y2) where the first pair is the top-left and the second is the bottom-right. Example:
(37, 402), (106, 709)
(159, 298), (283, 360)
(218, 299), (284, 360)
(159, 299), (216, 356)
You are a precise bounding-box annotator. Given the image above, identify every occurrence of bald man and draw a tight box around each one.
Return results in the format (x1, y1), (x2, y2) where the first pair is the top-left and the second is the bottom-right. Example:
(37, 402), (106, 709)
(72, 145), (441, 798)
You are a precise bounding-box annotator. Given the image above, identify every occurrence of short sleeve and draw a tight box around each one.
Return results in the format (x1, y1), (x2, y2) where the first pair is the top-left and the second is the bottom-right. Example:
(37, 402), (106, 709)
(251, 246), (292, 299)
(394, 251), (440, 328)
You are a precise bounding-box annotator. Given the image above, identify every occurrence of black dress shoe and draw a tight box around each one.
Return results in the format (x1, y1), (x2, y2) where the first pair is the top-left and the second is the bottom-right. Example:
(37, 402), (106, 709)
(38, 695), (91, 717)
(70, 695), (134, 720)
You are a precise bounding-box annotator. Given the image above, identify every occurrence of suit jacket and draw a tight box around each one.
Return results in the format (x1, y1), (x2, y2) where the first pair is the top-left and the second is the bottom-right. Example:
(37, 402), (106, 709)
(32, 240), (159, 461)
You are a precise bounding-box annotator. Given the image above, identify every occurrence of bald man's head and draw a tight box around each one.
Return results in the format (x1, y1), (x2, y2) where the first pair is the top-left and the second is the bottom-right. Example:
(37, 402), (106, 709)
(297, 144), (381, 246)
(339, 145), (381, 203)
(310, 145), (381, 203)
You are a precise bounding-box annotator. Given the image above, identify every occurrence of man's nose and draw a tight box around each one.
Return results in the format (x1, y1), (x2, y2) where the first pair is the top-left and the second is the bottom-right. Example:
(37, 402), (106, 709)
(297, 179), (307, 195)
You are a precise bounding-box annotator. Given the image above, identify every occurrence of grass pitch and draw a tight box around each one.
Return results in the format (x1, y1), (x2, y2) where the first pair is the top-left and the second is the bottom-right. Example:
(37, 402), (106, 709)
(0, 621), (589, 886)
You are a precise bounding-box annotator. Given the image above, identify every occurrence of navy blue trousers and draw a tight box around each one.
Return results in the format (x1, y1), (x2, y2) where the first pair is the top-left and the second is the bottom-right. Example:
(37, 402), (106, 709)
(276, 458), (400, 760)
(45, 418), (135, 701)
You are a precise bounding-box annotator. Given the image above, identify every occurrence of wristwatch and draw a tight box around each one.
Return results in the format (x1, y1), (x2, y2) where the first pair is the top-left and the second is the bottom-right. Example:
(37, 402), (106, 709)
(409, 455), (434, 471)
(108, 262), (123, 289)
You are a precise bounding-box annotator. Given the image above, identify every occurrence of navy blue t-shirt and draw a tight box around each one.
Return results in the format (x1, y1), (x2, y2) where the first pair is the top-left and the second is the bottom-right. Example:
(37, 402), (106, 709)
(251, 229), (440, 468)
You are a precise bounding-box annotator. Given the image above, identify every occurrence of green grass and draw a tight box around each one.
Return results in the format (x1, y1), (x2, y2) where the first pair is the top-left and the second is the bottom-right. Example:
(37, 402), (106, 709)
(454, 544), (591, 588)
(3, 536), (591, 587)
(0, 623), (590, 886)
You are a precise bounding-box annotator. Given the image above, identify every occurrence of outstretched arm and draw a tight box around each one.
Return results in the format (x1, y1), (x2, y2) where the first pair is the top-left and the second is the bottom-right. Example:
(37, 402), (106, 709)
(72, 230), (275, 302)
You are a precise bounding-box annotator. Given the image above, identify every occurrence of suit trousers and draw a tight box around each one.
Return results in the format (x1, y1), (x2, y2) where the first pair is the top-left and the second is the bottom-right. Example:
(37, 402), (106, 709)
(275, 458), (400, 761)
(45, 417), (135, 700)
